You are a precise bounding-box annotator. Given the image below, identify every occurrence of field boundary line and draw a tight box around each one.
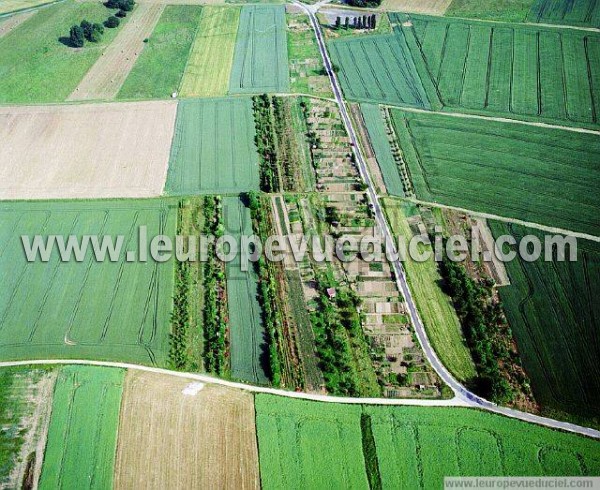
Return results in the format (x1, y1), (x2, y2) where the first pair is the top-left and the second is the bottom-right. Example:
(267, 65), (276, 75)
(380, 104), (600, 135)
(404, 198), (600, 242)
(2, 359), (600, 439)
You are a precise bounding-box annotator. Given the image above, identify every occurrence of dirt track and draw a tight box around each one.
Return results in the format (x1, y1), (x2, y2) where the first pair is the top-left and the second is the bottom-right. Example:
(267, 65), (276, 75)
(114, 371), (260, 490)
(68, 4), (164, 101)
(0, 101), (176, 200)
(0, 10), (35, 38)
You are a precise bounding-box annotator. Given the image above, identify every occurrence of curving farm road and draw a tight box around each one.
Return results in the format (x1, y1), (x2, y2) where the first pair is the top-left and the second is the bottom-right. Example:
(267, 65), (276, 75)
(292, 0), (600, 440)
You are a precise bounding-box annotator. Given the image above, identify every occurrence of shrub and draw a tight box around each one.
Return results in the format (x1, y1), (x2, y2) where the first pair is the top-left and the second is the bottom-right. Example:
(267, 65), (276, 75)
(116, 9), (127, 18)
(88, 23), (104, 42)
(69, 25), (85, 48)
(104, 16), (120, 28)
(80, 20), (92, 40)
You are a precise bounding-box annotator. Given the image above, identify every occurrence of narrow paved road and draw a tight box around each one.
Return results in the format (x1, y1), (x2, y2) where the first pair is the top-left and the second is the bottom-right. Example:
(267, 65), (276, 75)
(293, 0), (600, 440)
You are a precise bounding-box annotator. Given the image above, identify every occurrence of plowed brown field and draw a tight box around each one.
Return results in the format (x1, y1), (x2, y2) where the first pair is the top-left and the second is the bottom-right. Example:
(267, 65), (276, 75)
(114, 371), (260, 490)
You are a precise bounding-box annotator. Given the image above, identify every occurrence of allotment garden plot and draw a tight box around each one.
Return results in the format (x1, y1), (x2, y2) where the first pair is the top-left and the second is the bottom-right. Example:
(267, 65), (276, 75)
(165, 97), (260, 195)
(229, 5), (289, 94)
(490, 222), (600, 426)
(403, 14), (600, 127)
(390, 109), (600, 236)
(0, 200), (176, 365)
(0, 102), (176, 200)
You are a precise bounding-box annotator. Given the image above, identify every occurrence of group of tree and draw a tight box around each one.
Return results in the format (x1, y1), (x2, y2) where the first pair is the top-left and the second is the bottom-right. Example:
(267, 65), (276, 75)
(335, 14), (377, 30)
(438, 249), (518, 404)
(345, 0), (382, 7)
(66, 0), (135, 48)
(69, 20), (104, 48)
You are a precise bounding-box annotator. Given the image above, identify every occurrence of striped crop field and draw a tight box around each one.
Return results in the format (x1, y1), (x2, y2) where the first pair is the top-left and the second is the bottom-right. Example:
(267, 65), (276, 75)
(528, 0), (600, 28)
(229, 5), (289, 94)
(328, 30), (432, 108)
(118, 5), (203, 100)
(165, 97), (260, 195)
(39, 366), (124, 490)
(0, 200), (176, 365)
(390, 109), (600, 236)
(223, 196), (269, 385)
(403, 14), (600, 127)
(179, 6), (240, 98)
(490, 222), (600, 427)
(255, 395), (600, 489)
(360, 104), (405, 196)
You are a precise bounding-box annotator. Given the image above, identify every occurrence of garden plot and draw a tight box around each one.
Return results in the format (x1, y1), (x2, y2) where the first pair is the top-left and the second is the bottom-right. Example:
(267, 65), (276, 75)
(0, 101), (176, 200)
(68, 3), (164, 101)
(165, 97), (260, 195)
(229, 5), (289, 94)
(114, 371), (260, 489)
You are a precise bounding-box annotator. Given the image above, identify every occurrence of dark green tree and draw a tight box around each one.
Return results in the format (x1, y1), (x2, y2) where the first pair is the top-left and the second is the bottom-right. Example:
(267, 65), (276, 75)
(335, 16), (341, 28)
(105, 16), (120, 28)
(69, 25), (85, 47)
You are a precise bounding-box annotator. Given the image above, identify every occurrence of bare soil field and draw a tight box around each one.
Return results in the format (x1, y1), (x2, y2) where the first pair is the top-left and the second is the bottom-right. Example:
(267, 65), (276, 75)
(0, 10), (35, 38)
(114, 371), (260, 490)
(0, 101), (176, 200)
(380, 0), (451, 14)
(68, 4), (164, 101)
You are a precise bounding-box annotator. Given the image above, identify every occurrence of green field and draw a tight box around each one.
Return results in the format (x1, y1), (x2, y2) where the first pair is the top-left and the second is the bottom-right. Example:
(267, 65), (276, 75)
(405, 14), (600, 127)
(256, 395), (600, 488)
(0, 1), (130, 103)
(383, 199), (477, 382)
(528, 0), (600, 27)
(360, 104), (405, 196)
(446, 0), (535, 22)
(223, 197), (269, 384)
(490, 222), (600, 427)
(0, 0), (54, 15)
(390, 109), (600, 236)
(255, 395), (369, 489)
(229, 5), (289, 94)
(180, 6), (240, 97)
(328, 29), (432, 108)
(0, 200), (176, 365)
(117, 5), (203, 100)
(165, 98), (260, 195)
(39, 366), (123, 489)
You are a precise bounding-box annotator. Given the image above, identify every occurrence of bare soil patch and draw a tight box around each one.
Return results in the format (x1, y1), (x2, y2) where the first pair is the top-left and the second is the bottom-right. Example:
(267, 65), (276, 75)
(380, 0), (451, 14)
(68, 4), (164, 101)
(0, 100), (176, 200)
(0, 10), (35, 38)
(114, 370), (260, 490)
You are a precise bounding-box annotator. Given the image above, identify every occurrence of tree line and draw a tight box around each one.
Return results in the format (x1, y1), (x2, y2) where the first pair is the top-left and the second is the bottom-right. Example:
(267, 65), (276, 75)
(335, 14), (377, 30)
(67, 0), (135, 48)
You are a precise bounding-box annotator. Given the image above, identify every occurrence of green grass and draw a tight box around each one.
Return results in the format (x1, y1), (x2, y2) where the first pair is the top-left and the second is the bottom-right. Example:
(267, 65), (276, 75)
(180, 6), (240, 97)
(229, 5), (290, 94)
(405, 14), (600, 127)
(0, 366), (53, 486)
(360, 104), (404, 196)
(0, 0), (56, 15)
(117, 5), (203, 100)
(165, 97), (260, 195)
(223, 196), (269, 384)
(39, 366), (123, 490)
(366, 405), (600, 487)
(256, 395), (600, 488)
(0, 0), (130, 103)
(445, 0), (535, 22)
(383, 199), (477, 382)
(0, 199), (176, 366)
(328, 28), (432, 108)
(528, 0), (600, 28)
(255, 395), (369, 489)
(490, 221), (600, 428)
(390, 109), (600, 236)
